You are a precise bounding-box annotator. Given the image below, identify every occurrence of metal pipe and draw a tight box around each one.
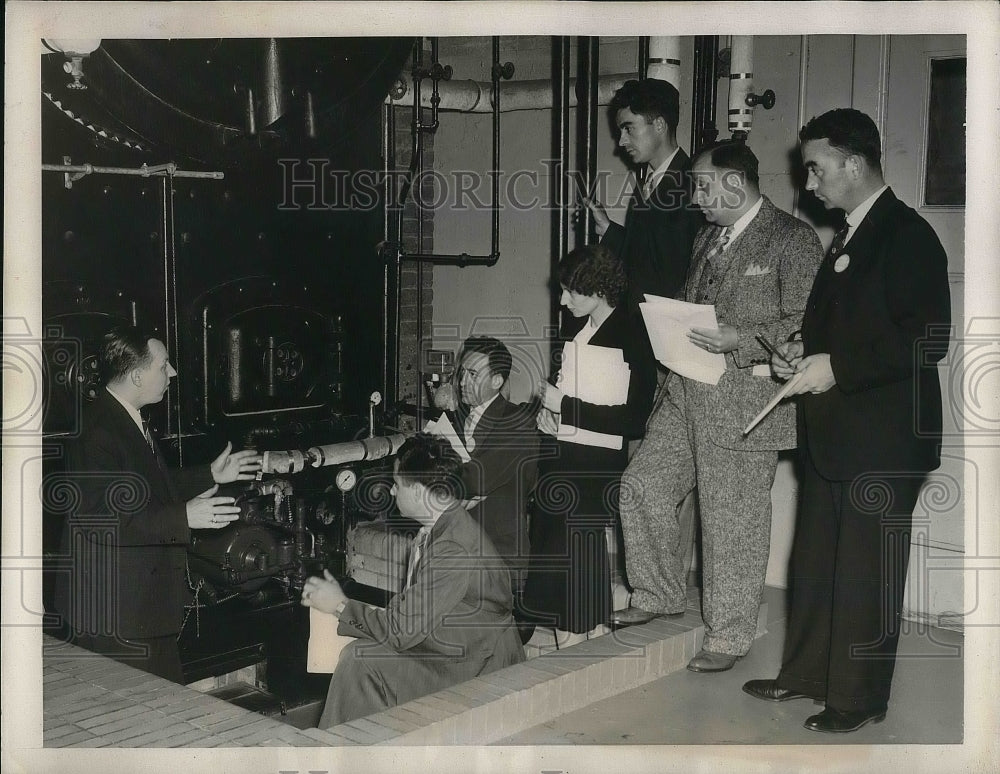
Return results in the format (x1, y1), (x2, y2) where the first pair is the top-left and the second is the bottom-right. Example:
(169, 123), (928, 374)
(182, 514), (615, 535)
(638, 37), (650, 80)
(414, 39), (425, 425)
(41, 161), (223, 189)
(387, 73), (633, 113)
(728, 36), (754, 138)
(400, 37), (510, 266)
(577, 36), (599, 245)
(552, 36), (571, 330)
(648, 37), (682, 88)
(260, 433), (408, 475)
(490, 36), (502, 262)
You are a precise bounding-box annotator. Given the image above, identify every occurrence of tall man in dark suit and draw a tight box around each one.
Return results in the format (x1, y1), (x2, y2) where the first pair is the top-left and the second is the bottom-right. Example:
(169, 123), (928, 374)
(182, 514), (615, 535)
(743, 109), (951, 733)
(302, 434), (525, 727)
(54, 326), (261, 682)
(584, 78), (701, 314)
(429, 336), (539, 594)
(614, 143), (823, 674)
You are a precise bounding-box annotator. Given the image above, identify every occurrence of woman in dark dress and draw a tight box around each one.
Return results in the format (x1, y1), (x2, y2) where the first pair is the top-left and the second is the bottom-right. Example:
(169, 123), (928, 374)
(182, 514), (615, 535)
(522, 245), (656, 647)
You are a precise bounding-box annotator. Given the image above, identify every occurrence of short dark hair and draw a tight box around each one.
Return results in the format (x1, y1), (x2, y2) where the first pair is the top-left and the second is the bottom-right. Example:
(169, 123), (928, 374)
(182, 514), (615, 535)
(395, 433), (464, 501)
(100, 325), (155, 384)
(461, 336), (512, 383)
(800, 108), (882, 170)
(609, 78), (680, 132)
(557, 245), (628, 305)
(694, 140), (760, 187)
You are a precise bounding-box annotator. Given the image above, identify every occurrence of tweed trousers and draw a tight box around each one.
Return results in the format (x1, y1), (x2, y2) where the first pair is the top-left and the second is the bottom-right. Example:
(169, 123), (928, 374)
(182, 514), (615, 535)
(620, 376), (777, 655)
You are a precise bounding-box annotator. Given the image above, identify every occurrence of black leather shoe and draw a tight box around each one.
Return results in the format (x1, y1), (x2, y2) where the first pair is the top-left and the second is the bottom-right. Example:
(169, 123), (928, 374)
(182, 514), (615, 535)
(609, 606), (657, 627)
(742, 679), (810, 702)
(804, 707), (887, 733)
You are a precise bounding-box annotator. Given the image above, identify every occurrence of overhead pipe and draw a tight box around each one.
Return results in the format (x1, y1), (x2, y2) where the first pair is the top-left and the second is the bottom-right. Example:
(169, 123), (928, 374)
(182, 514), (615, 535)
(388, 73), (631, 114)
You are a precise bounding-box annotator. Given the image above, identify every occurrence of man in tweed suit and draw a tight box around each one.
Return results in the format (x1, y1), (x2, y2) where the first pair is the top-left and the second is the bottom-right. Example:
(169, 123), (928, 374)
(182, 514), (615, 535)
(615, 142), (823, 672)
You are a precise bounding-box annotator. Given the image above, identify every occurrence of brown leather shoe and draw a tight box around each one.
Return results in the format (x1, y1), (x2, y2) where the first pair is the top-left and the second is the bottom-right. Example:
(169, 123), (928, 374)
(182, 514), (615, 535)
(686, 649), (739, 672)
(742, 679), (810, 702)
(609, 606), (657, 627)
(804, 707), (887, 733)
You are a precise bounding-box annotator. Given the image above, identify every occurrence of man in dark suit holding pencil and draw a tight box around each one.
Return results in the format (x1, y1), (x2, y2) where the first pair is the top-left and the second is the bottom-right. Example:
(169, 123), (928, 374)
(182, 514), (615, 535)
(743, 108), (951, 733)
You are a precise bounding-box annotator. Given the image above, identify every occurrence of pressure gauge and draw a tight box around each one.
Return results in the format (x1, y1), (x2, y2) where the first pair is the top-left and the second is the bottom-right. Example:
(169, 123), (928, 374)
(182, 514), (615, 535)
(335, 468), (357, 492)
(369, 391), (382, 406)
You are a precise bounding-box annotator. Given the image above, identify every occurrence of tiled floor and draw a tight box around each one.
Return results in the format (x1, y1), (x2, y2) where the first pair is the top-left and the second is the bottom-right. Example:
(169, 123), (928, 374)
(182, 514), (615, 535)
(497, 586), (964, 745)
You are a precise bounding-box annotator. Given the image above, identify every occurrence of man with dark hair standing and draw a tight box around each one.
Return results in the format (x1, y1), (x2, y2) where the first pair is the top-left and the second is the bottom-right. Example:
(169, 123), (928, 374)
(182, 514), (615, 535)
(54, 326), (260, 682)
(303, 434), (525, 727)
(585, 78), (702, 313)
(614, 143), (823, 676)
(429, 335), (539, 595)
(743, 108), (950, 733)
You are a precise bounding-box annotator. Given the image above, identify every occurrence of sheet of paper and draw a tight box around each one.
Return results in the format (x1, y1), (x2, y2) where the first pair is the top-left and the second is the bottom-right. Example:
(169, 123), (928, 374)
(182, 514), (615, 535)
(307, 606), (358, 674)
(742, 373), (803, 436)
(422, 412), (472, 462)
(639, 296), (727, 385)
(554, 340), (630, 450)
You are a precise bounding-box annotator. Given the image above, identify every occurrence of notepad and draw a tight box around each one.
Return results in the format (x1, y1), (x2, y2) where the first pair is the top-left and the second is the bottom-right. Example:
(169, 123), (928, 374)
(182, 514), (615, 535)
(306, 606), (358, 674)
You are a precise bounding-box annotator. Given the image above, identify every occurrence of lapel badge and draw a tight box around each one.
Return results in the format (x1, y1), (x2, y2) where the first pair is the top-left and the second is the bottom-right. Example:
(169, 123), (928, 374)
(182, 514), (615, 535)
(833, 254), (850, 273)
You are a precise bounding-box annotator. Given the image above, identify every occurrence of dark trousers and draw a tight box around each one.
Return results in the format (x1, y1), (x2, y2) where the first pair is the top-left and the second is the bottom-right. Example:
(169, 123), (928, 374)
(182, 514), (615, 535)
(72, 631), (185, 684)
(776, 454), (924, 713)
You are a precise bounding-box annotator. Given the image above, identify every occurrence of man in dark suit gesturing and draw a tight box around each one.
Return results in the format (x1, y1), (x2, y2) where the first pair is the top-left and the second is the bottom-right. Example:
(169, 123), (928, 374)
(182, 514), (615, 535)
(584, 78), (701, 314)
(430, 336), (539, 594)
(54, 326), (260, 682)
(743, 109), (951, 733)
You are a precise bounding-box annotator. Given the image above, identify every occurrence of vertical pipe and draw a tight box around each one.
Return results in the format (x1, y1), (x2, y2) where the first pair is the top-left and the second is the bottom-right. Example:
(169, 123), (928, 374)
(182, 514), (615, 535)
(648, 37), (682, 88)
(577, 36), (599, 245)
(552, 36), (571, 330)
(491, 36), (501, 260)
(638, 36), (650, 81)
(728, 36), (754, 138)
(586, 37), (599, 246)
(413, 39), (425, 427)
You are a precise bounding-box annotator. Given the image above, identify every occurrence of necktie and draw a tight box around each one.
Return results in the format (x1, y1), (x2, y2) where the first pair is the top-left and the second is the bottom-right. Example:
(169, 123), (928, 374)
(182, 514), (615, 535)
(694, 226), (733, 303)
(141, 417), (156, 455)
(829, 220), (850, 257)
(405, 526), (431, 589)
(464, 411), (477, 452)
(641, 171), (656, 201)
(709, 225), (732, 260)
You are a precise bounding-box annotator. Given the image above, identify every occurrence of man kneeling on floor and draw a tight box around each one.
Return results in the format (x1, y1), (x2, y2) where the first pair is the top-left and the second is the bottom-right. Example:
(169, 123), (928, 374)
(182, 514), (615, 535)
(302, 433), (526, 728)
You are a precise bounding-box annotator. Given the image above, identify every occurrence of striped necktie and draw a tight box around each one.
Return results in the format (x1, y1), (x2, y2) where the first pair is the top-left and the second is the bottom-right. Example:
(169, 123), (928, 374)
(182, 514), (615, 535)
(706, 225), (733, 263)
(829, 220), (850, 257)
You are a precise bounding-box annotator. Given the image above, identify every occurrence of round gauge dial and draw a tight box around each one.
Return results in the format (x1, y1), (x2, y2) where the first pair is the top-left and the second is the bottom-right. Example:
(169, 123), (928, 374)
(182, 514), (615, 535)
(335, 468), (357, 492)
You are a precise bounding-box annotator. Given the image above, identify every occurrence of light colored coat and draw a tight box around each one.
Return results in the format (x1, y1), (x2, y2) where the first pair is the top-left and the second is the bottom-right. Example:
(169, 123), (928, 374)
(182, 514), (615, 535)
(675, 195), (824, 451)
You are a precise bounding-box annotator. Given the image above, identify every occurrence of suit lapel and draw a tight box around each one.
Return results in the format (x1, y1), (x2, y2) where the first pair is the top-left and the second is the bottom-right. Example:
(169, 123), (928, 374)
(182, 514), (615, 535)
(809, 189), (897, 320)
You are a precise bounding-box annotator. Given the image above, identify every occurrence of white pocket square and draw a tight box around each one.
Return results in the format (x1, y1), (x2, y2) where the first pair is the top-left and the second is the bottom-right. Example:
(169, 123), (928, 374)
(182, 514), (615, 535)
(744, 263), (772, 276)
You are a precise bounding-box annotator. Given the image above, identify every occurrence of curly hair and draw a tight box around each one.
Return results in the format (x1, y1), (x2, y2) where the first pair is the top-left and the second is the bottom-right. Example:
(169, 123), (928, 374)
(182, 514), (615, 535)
(557, 245), (628, 305)
(800, 108), (882, 171)
(395, 432), (465, 501)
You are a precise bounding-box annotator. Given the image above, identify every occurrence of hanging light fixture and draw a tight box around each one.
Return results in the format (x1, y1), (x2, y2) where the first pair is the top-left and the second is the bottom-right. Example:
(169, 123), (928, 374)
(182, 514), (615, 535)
(42, 39), (103, 90)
